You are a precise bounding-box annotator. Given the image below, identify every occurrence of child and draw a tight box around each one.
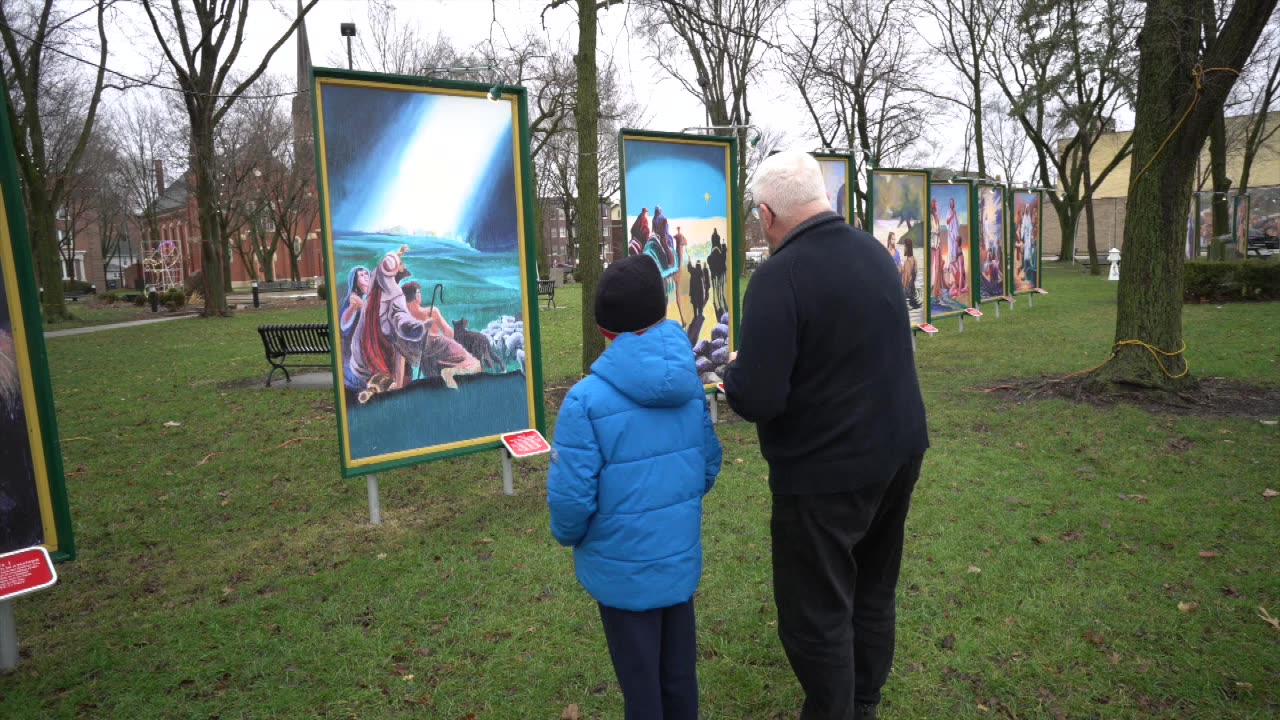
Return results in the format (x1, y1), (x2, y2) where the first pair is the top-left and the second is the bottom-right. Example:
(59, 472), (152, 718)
(547, 254), (722, 720)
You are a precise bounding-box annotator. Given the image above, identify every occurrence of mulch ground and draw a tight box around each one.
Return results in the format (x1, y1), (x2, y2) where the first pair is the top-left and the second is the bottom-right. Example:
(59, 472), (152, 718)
(978, 376), (1280, 421)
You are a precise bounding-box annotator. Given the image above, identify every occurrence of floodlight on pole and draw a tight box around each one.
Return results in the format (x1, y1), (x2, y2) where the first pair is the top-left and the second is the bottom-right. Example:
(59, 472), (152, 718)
(340, 23), (356, 70)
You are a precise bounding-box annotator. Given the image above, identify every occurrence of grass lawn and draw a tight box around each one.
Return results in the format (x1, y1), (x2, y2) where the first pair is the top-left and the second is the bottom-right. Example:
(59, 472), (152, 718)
(42, 302), (186, 331)
(2, 265), (1277, 718)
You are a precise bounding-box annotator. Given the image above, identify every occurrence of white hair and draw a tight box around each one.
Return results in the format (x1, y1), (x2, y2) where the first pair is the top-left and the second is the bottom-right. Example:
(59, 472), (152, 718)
(748, 150), (830, 218)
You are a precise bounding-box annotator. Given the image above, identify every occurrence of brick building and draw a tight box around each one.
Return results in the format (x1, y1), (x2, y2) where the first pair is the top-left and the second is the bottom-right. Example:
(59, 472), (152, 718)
(539, 198), (623, 267)
(1046, 110), (1280, 258)
(144, 8), (322, 290)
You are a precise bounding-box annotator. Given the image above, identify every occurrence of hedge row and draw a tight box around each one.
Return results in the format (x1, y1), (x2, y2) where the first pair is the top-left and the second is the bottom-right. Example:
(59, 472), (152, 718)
(1184, 260), (1280, 303)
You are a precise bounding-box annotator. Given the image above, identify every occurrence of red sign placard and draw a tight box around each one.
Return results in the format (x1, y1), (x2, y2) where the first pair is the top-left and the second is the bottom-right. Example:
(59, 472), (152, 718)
(501, 429), (550, 458)
(0, 547), (56, 602)
(717, 383), (726, 394)
(965, 308), (984, 317)
(916, 323), (938, 334)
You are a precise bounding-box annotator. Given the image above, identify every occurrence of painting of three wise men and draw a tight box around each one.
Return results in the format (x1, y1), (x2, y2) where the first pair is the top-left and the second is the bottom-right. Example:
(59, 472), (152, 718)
(318, 81), (535, 462)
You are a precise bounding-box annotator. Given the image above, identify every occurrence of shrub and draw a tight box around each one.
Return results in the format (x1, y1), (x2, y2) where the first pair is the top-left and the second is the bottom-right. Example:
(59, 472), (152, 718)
(63, 279), (93, 293)
(133, 293), (147, 307)
(1184, 260), (1280, 303)
(161, 288), (186, 310)
(316, 282), (328, 301)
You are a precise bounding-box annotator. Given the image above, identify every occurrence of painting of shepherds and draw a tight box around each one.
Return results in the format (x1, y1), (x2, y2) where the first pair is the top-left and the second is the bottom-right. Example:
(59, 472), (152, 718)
(622, 134), (734, 387)
(978, 185), (1006, 302)
(317, 78), (538, 472)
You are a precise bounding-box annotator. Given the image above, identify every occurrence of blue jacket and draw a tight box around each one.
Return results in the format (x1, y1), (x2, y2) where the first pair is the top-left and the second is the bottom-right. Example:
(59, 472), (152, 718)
(547, 320), (722, 611)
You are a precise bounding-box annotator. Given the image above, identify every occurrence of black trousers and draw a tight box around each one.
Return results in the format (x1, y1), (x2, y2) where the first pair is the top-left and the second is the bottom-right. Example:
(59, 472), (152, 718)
(598, 599), (699, 720)
(771, 454), (924, 720)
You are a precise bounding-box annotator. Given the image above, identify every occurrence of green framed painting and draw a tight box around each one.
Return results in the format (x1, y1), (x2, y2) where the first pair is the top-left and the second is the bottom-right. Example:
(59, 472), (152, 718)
(0, 91), (75, 561)
(619, 129), (741, 389)
(312, 68), (545, 479)
(976, 182), (1007, 303)
(870, 169), (930, 327)
(927, 180), (975, 319)
(1009, 190), (1042, 293)
(812, 152), (855, 226)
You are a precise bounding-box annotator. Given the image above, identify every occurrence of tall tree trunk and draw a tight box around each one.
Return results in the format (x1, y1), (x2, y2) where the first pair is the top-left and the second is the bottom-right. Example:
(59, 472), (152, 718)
(575, 0), (604, 374)
(222, 238), (234, 292)
(27, 184), (67, 320)
(971, 52), (986, 178)
(1081, 142), (1101, 274)
(288, 250), (301, 281)
(1207, 112), (1231, 244)
(533, 201), (549, 279)
(1090, 0), (1260, 391)
(1054, 203), (1078, 262)
(191, 114), (228, 314)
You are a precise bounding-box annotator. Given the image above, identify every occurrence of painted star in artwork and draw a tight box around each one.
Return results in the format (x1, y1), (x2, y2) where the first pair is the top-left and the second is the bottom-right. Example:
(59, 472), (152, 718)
(704, 192), (711, 204)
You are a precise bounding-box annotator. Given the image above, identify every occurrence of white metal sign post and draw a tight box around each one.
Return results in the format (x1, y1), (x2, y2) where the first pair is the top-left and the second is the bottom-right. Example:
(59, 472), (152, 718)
(0, 547), (58, 673)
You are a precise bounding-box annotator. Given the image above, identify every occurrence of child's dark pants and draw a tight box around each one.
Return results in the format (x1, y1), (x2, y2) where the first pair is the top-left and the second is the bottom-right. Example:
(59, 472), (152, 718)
(598, 599), (698, 720)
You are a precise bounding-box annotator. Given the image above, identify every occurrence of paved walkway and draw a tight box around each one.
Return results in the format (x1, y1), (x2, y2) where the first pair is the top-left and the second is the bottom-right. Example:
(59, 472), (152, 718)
(45, 314), (198, 338)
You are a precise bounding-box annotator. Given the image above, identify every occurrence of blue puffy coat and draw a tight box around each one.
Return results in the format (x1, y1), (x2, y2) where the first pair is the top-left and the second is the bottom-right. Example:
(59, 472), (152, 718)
(547, 320), (723, 611)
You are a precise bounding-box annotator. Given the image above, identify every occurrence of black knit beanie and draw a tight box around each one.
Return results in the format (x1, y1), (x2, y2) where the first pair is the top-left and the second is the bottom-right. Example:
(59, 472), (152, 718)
(595, 254), (667, 334)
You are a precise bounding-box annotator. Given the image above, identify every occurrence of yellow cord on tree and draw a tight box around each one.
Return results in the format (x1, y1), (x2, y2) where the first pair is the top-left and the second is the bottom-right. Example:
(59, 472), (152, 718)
(1129, 64), (1240, 190)
(1064, 339), (1190, 380)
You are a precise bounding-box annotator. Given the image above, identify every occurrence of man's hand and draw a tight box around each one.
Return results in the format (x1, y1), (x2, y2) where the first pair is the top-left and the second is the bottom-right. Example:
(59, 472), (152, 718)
(728, 351), (738, 364)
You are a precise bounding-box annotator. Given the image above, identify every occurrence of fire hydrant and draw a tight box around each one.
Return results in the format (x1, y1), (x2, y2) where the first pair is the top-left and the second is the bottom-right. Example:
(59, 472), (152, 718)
(1107, 247), (1121, 281)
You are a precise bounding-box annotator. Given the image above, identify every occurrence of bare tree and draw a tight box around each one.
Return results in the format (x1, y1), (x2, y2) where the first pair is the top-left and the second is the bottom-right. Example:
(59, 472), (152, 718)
(983, 99), (1034, 184)
(115, 96), (177, 276)
(138, 0), (319, 315)
(985, 0), (1138, 268)
(536, 55), (643, 268)
(1233, 16), (1280, 195)
(914, 0), (995, 178)
(634, 0), (786, 276)
(781, 0), (926, 227)
(326, 0), (459, 74)
(0, 0), (109, 320)
(1091, 0), (1276, 392)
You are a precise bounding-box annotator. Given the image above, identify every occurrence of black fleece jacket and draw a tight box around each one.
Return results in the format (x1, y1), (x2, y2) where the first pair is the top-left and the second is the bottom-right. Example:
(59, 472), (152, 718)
(723, 211), (929, 494)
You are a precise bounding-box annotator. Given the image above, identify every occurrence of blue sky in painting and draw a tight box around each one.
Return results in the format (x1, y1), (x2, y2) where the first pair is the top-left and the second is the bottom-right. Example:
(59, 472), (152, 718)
(623, 138), (728, 219)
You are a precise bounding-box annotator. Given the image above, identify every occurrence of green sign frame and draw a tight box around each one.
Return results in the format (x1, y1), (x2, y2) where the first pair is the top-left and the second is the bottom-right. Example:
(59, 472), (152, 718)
(0, 88), (75, 561)
(618, 128), (743, 393)
(310, 68), (546, 479)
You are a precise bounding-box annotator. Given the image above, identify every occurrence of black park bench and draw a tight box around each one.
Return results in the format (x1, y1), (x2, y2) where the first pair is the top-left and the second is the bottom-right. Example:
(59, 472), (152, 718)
(257, 323), (332, 387)
(537, 279), (556, 309)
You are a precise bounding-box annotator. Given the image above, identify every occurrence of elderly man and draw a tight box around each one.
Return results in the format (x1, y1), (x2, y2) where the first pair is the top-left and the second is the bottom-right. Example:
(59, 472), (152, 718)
(723, 151), (929, 720)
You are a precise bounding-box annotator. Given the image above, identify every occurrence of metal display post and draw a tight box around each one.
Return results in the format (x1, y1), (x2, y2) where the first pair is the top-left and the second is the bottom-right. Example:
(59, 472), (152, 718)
(366, 474), (382, 525)
(0, 601), (17, 673)
(501, 450), (514, 496)
(708, 395), (719, 424)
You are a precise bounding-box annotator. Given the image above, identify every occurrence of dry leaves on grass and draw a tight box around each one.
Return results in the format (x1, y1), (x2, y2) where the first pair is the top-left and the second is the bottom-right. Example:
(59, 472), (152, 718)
(1119, 493), (1149, 504)
(1258, 607), (1280, 631)
(1263, 489), (1279, 499)
(1177, 602), (1200, 613)
(1082, 631), (1107, 646)
(561, 704), (580, 720)
(1198, 551), (1219, 558)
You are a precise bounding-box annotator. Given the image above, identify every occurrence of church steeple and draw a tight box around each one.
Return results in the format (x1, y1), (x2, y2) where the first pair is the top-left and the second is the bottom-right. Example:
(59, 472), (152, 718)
(291, 0), (313, 162)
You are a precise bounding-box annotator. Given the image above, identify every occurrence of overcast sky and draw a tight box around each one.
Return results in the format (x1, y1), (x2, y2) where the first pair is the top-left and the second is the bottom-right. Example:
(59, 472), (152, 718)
(91, 0), (1032, 176)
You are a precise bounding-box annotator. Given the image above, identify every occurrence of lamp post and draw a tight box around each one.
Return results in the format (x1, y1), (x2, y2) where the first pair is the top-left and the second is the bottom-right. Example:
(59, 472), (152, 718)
(340, 23), (356, 70)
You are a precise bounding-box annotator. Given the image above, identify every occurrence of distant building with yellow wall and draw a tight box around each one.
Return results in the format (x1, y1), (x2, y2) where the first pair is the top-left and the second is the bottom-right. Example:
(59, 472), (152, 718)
(1045, 111), (1280, 258)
